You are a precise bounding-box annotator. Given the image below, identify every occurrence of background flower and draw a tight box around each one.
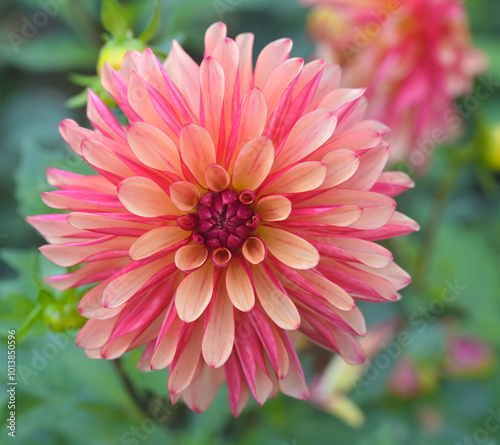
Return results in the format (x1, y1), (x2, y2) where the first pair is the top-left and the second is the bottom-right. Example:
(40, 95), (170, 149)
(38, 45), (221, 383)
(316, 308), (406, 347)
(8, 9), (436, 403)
(303, 0), (487, 169)
(28, 22), (416, 415)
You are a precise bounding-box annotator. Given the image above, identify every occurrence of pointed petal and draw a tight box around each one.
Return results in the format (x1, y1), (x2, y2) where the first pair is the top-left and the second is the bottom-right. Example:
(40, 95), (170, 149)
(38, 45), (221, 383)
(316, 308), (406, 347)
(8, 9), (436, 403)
(179, 124), (216, 188)
(259, 226), (319, 270)
(118, 176), (181, 217)
(202, 280), (235, 368)
(299, 269), (355, 310)
(225, 260), (255, 312)
(126, 122), (182, 175)
(175, 261), (214, 322)
(320, 149), (360, 189)
(232, 136), (274, 190)
(129, 225), (189, 260)
(262, 161), (326, 195)
(253, 264), (300, 330)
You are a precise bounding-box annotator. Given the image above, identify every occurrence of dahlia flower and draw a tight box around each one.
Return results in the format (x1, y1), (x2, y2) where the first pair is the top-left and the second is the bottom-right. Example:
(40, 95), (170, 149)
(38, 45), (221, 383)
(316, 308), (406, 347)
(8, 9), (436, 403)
(28, 22), (418, 415)
(303, 0), (486, 168)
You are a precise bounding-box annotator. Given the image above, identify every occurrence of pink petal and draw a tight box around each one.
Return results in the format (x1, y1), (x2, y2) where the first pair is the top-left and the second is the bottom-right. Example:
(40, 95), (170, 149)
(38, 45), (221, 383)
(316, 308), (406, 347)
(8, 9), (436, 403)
(68, 212), (157, 237)
(179, 124), (216, 188)
(182, 365), (225, 413)
(175, 261), (214, 322)
(169, 181), (201, 211)
(331, 237), (393, 269)
(225, 259), (255, 312)
(255, 195), (292, 222)
(81, 139), (135, 179)
(202, 280), (235, 368)
(263, 58), (304, 113)
(46, 168), (116, 194)
(340, 145), (389, 191)
(273, 109), (337, 171)
(235, 33), (254, 97)
(126, 122), (182, 175)
(204, 22), (227, 57)
(232, 136), (274, 190)
(262, 161), (326, 195)
(86, 89), (126, 143)
(129, 225), (189, 260)
(259, 226), (319, 270)
(174, 244), (208, 272)
(117, 176), (181, 217)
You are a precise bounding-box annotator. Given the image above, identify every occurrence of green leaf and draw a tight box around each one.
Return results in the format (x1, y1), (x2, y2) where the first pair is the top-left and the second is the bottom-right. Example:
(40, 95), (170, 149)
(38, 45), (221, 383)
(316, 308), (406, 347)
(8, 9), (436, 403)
(139, 0), (161, 43)
(101, 0), (130, 37)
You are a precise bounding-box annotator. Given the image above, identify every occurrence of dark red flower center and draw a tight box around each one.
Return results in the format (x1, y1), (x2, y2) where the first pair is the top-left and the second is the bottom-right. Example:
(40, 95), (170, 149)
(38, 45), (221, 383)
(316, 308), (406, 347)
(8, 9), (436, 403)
(189, 189), (259, 251)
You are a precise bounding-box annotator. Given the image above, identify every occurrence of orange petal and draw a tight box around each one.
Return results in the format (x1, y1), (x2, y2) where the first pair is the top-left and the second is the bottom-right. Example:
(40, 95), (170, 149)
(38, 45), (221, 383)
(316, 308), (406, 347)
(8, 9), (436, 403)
(205, 164), (230, 192)
(175, 244), (208, 272)
(232, 136), (274, 190)
(273, 109), (337, 171)
(175, 261), (214, 322)
(129, 225), (189, 260)
(225, 260), (255, 312)
(253, 38), (293, 88)
(259, 226), (319, 270)
(169, 181), (201, 212)
(263, 161), (326, 195)
(252, 264), (300, 330)
(179, 124), (216, 188)
(242, 237), (267, 265)
(118, 176), (181, 217)
(255, 195), (292, 221)
(202, 280), (235, 368)
(127, 122), (182, 175)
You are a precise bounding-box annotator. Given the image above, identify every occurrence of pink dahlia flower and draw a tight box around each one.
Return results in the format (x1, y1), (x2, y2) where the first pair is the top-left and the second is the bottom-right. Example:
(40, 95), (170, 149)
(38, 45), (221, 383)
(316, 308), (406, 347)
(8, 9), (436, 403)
(303, 0), (487, 168)
(28, 22), (418, 415)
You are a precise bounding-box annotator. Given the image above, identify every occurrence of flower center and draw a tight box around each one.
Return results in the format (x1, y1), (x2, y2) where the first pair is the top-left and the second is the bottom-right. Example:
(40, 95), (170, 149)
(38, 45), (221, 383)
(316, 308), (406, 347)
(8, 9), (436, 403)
(192, 189), (259, 251)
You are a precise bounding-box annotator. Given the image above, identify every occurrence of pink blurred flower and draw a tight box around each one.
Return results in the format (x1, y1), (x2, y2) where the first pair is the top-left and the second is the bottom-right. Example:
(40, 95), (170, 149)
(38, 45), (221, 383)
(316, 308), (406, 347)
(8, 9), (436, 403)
(303, 0), (487, 169)
(27, 22), (418, 415)
(445, 335), (495, 378)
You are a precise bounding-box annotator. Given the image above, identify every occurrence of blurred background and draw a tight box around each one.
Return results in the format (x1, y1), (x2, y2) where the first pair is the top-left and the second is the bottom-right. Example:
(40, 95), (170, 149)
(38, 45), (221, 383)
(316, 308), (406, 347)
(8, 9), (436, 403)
(0, 0), (499, 444)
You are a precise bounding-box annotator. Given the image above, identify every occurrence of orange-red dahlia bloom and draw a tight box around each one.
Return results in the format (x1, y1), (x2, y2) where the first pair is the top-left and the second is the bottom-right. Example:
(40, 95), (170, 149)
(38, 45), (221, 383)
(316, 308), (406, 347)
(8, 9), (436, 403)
(28, 22), (418, 415)
(303, 0), (486, 168)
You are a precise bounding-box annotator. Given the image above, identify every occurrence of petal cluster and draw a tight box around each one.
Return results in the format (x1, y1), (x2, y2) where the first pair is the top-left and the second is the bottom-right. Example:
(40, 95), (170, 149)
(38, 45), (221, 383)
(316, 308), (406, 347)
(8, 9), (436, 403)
(28, 22), (418, 415)
(303, 0), (487, 168)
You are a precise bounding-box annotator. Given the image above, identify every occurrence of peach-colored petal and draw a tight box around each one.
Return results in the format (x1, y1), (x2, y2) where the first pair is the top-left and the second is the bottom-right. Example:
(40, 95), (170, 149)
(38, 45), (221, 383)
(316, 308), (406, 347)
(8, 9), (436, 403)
(118, 177), (181, 217)
(252, 264), (300, 330)
(151, 316), (182, 370)
(179, 124), (216, 188)
(175, 261), (214, 322)
(299, 269), (355, 311)
(255, 196), (292, 221)
(259, 226), (319, 270)
(235, 32), (254, 96)
(102, 256), (173, 308)
(232, 136), (274, 190)
(126, 122), (182, 175)
(253, 38), (293, 88)
(202, 280), (235, 368)
(169, 181), (201, 212)
(262, 161), (326, 195)
(332, 237), (393, 269)
(225, 260), (255, 312)
(273, 109), (337, 171)
(263, 58), (304, 113)
(204, 22), (227, 57)
(340, 145), (389, 191)
(81, 139), (135, 179)
(205, 164), (230, 192)
(129, 225), (189, 260)
(212, 248), (232, 268)
(242, 237), (267, 265)
(319, 149), (360, 189)
(175, 244), (208, 272)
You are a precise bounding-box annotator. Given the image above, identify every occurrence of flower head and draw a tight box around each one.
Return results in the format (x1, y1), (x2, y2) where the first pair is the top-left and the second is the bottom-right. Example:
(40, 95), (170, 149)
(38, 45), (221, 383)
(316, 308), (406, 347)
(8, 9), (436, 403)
(304, 0), (487, 169)
(28, 22), (418, 415)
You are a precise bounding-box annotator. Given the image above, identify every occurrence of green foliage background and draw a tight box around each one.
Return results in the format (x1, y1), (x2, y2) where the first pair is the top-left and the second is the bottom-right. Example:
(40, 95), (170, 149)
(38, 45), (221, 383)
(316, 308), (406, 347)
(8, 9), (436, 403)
(1, 0), (500, 444)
